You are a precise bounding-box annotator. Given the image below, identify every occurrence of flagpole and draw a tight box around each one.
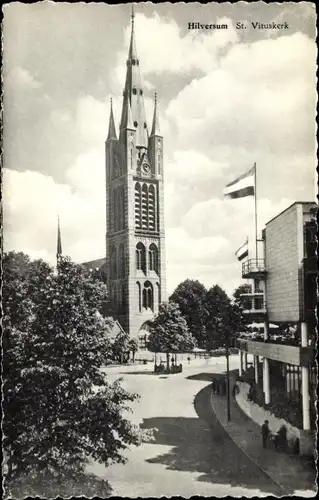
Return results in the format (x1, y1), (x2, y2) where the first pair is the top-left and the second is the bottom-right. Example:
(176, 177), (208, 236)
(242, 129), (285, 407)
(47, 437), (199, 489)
(254, 163), (258, 261)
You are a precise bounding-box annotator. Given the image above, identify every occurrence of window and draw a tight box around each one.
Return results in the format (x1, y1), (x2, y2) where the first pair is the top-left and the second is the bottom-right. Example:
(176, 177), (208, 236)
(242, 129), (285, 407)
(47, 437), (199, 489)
(149, 243), (158, 273)
(114, 186), (125, 231)
(133, 120), (138, 128)
(132, 88), (137, 95)
(142, 281), (153, 310)
(135, 182), (157, 232)
(132, 59), (136, 65)
(118, 244), (125, 278)
(140, 89), (143, 95)
(136, 242), (146, 273)
(137, 282), (141, 312)
(135, 183), (141, 229)
(141, 184), (148, 230)
(148, 185), (156, 231)
(121, 285), (125, 309)
(110, 245), (117, 278)
(156, 282), (161, 307)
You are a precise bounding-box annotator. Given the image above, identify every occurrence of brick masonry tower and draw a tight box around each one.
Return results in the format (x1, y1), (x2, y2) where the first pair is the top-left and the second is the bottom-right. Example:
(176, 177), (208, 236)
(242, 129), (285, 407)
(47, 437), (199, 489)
(105, 9), (166, 339)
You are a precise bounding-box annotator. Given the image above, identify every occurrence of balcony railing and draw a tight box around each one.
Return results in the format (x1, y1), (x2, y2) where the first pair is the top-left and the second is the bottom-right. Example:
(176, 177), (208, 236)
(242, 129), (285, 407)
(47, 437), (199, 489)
(240, 291), (264, 297)
(243, 307), (267, 315)
(235, 338), (315, 367)
(242, 259), (266, 278)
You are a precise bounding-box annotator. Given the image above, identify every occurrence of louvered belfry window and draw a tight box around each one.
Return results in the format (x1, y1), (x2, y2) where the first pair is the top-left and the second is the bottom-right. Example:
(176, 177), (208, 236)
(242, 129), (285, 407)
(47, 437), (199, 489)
(134, 182), (156, 232)
(141, 184), (148, 230)
(135, 183), (141, 229)
(148, 185), (155, 231)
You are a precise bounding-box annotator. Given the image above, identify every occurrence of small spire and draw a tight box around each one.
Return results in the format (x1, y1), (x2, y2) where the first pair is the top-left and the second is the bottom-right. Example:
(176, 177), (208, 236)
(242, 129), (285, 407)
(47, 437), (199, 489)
(107, 97), (117, 141)
(57, 215), (62, 262)
(121, 93), (135, 131)
(131, 4), (135, 31)
(151, 92), (161, 136)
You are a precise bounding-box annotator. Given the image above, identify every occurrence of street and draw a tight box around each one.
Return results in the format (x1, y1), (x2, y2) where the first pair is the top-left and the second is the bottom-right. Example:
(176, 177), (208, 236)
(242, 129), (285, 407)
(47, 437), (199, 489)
(86, 356), (286, 497)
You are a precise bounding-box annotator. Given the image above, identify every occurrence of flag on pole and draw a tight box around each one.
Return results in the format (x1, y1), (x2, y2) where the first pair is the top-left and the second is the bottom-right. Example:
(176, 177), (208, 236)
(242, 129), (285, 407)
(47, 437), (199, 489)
(223, 165), (255, 199)
(235, 239), (248, 261)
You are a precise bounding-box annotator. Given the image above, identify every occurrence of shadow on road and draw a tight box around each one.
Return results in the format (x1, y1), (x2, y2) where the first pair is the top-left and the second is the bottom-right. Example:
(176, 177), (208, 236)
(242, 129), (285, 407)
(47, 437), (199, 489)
(186, 369), (238, 382)
(140, 384), (283, 495)
(118, 371), (156, 375)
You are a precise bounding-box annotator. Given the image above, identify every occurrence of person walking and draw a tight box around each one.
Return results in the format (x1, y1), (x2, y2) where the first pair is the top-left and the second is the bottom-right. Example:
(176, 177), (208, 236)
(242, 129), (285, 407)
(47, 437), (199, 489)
(261, 420), (270, 449)
(232, 382), (238, 397)
(212, 379), (216, 394)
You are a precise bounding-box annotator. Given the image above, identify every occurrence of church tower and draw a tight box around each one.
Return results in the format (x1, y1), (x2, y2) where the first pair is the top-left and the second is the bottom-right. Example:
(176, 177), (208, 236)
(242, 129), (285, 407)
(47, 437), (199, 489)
(105, 9), (166, 339)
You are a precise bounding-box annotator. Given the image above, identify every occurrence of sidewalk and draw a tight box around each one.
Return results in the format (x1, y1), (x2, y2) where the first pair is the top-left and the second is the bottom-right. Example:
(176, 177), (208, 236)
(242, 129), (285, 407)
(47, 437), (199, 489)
(209, 372), (316, 496)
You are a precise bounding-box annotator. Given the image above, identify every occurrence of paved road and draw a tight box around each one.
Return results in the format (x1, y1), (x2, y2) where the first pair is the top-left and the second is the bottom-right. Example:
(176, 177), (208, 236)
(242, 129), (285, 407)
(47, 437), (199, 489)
(87, 356), (284, 497)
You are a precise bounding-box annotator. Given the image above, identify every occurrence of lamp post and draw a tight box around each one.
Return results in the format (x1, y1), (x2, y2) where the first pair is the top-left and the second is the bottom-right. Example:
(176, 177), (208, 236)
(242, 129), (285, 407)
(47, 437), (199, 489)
(226, 335), (231, 422)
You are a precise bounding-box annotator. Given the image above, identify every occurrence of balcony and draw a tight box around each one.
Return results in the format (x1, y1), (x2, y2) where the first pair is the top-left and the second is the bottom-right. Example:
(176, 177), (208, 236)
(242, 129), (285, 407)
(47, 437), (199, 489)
(242, 308), (267, 321)
(242, 259), (266, 279)
(235, 338), (315, 367)
(240, 291), (264, 298)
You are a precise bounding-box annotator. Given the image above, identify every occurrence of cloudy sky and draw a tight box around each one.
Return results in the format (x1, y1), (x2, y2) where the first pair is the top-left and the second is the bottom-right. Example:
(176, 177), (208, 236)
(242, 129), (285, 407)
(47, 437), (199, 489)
(3, 1), (317, 296)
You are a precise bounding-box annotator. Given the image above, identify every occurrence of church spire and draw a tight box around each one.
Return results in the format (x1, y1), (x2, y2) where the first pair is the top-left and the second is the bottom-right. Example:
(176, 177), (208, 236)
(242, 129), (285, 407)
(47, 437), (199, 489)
(107, 98), (117, 141)
(151, 92), (161, 136)
(120, 5), (148, 148)
(56, 215), (62, 263)
(121, 92), (134, 130)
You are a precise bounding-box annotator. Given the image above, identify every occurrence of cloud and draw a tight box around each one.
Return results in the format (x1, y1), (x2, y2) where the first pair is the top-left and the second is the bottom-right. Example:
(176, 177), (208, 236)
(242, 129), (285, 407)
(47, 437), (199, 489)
(181, 196), (294, 242)
(166, 32), (316, 157)
(111, 13), (239, 90)
(3, 5), (316, 298)
(3, 166), (105, 266)
(9, 67), (43, 90)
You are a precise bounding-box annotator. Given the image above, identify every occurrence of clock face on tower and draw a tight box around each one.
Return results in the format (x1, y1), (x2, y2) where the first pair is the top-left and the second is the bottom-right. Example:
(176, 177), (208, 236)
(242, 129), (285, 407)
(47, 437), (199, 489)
(142, 163), (150, 174)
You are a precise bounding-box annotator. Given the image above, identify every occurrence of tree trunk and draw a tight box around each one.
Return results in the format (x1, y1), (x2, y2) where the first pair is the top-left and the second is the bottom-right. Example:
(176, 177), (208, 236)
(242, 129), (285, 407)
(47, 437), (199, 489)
(166, 352), (170, 372)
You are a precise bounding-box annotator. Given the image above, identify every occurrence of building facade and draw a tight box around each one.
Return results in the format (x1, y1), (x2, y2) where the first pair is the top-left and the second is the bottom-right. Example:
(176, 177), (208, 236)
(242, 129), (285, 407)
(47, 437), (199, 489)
(236, 201), (317, 455)
(105, 13), (166, 339)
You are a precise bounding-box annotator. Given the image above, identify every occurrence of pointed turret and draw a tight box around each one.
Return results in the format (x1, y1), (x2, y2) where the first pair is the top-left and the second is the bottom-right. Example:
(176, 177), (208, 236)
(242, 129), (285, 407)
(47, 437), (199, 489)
(150, 92), (161, 136)
(56, 215), (62, 263)
(120, 92), (135, 131)
(120, 6), (148, 148)
(107, 98), (117, 141)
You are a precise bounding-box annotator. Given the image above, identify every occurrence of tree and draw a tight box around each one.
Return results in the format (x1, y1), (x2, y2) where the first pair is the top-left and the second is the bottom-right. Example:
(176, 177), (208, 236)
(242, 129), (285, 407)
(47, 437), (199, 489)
(146, 302), (196, 370)
(205, 285), (244, 350)
(169, 279), (207, 348)
(3, 252), (150, 498)
(233, 283), (252, 331)
(112, 331), (130, 364)
(233, 283), (252, 312)
(128, 338), (139, 362)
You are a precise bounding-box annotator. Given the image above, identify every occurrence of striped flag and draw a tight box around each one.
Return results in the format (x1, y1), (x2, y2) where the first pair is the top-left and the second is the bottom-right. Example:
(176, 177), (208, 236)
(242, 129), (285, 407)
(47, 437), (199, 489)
(223, 164), (255, 199)
(235, 239), (248, 261)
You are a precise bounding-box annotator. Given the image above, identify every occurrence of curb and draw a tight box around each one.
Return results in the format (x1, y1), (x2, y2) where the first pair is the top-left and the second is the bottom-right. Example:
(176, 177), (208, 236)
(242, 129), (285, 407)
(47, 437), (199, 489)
(209, 391), (289, 496)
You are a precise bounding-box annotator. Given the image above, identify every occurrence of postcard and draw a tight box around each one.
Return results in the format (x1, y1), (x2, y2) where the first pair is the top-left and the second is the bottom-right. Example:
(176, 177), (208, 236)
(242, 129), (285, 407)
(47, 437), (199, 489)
(2, 2), (317, 498)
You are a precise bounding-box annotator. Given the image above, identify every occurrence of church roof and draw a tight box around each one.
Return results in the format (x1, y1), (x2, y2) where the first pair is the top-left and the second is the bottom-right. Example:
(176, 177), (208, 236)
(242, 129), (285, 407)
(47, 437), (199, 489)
(120, 8), (148, 148)
(150, 93), (161, 136)
(81, 257), (106, 272)
(56, 215), (62, 258)
(107, 98), (117, 141)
